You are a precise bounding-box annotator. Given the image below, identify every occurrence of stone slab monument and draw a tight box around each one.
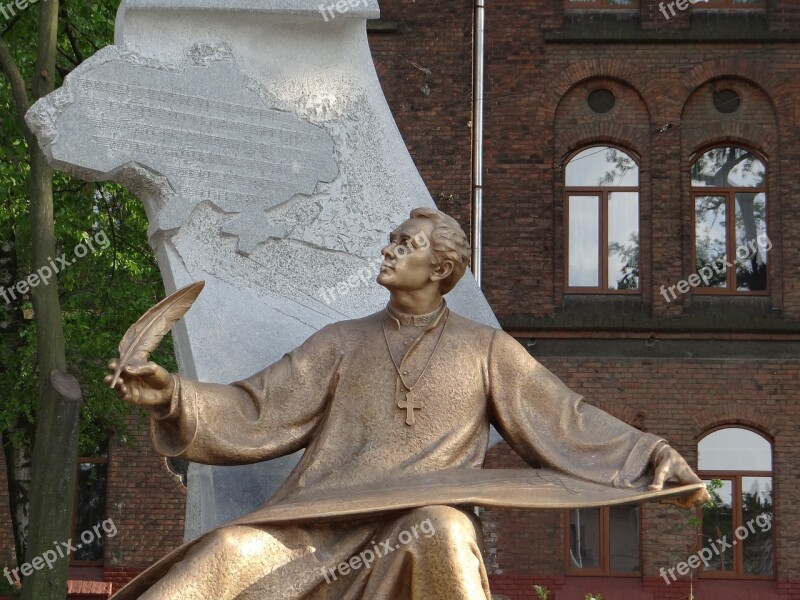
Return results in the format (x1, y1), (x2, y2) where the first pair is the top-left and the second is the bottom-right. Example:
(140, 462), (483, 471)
(26, 0), (500, 540)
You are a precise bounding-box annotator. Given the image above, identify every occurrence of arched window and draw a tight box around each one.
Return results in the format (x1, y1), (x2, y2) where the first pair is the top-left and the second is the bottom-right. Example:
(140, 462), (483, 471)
(564, 146), (640, 292)
(691, 147), (768, 294)
(698, 427), (773, 577)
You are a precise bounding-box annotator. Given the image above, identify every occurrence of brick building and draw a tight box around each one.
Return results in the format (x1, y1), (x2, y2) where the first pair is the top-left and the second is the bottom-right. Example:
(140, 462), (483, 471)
(3, 0), (800, 599)
(369, 0), (800, 598)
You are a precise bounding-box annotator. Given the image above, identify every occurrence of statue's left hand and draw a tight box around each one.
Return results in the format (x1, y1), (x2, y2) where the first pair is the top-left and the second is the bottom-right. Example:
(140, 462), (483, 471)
(648, 445), (711, 509)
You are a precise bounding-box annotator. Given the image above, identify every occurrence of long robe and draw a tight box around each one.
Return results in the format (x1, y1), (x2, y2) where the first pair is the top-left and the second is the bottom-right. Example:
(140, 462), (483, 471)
(112, 303), (664, 599)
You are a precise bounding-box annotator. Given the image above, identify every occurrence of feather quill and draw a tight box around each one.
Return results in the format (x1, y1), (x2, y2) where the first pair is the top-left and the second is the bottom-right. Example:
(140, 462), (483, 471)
(108, 280), (205, 389)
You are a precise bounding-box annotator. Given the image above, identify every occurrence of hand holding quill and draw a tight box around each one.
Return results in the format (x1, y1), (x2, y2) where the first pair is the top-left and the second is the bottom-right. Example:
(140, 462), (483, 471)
(105, 281), (205, 406)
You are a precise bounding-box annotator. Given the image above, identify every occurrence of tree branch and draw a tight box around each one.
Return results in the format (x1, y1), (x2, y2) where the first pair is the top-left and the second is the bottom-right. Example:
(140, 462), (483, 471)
(0, 36), (32, 145)
(63, 22), (84, 64)
(1, 12), (23, 37)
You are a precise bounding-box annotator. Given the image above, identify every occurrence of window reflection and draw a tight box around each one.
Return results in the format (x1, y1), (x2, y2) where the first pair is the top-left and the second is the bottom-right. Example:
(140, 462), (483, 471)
(567, 505), (640, 574)
(702, 479), (734, 572)
(735, 192), (767, 291)
(698, 428), (773, 578)
(609, 505), (640, 573)
(742, 477), (773, 576)
(692, 148), (765, 188)
(692, 147), (767, 294)
(565, 147), (639, 292)
(569, 508), (601, 569)
(608, 192), (639, 290)
(566, 147), (639, 187)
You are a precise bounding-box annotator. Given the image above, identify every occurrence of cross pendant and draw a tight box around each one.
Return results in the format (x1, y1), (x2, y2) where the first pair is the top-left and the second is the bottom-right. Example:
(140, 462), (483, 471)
(397, 389), (424, 426)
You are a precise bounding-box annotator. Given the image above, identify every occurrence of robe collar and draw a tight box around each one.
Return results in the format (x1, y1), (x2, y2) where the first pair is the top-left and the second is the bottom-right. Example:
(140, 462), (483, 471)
(385, 300), (448, 330)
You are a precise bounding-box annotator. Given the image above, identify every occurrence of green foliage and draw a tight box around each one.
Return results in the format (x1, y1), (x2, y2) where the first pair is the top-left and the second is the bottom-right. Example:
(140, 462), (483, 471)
(584, 594), (603, 600)
(0, 0), (175, 454)
(532, 584), (550, 600)
(0, 576), (22, 598)
(0, 178), (176, 454)
(688, 478), (723, 528)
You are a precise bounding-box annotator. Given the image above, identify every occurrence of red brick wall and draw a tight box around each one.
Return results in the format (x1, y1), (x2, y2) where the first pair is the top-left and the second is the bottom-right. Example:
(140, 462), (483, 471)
(0, 412), (185, 592)
(371, 0), (800, 323)
(103, 413), (185, 584)
(369, 0), (474, 228)
(483, 354), (800, 599)
(0, 439), (14, 572)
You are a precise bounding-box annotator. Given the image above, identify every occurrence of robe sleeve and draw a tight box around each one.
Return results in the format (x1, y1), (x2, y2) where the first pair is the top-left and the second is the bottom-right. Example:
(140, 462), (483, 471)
(488, 329), (666, 488)
(150, 323), (343, 464)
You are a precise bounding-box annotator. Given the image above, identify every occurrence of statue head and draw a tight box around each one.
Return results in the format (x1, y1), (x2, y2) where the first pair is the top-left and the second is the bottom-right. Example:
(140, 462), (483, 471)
(377, 208), (471, 296)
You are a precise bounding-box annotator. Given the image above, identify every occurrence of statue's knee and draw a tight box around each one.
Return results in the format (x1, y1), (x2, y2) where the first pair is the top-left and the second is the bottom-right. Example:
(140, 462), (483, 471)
(397, 506), (478, 548)
(202, 526), (257, 559)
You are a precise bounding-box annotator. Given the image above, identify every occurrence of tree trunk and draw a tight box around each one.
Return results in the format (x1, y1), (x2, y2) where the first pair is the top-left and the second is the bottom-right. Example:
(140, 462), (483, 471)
(21, 140), (82, 598)
(19, 1), (84, 598)
(1, 423), (33, 570)
(0, 227), (33, 569)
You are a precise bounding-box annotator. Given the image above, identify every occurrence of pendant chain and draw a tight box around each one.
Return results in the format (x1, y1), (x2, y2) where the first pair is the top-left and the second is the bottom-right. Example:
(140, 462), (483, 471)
(382, 309), (450, 392)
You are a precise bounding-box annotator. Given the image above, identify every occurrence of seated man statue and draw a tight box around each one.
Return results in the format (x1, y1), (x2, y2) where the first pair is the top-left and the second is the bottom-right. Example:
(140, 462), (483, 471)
(107, 207), (708, 600)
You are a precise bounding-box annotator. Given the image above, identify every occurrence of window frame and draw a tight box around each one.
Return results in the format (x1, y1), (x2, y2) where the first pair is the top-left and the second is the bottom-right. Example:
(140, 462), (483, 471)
(564, 145), (641, 294)
(690, 146), (769, 297)
(563, 505), (642, 577)
(697, 426), (775, 580)
(564, 0), (639, 9)
(70, 447), (110, 567)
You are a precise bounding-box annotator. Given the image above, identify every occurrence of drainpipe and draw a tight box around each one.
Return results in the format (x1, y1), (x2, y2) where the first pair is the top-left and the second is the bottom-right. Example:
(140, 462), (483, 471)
(471, 0), (485, 287)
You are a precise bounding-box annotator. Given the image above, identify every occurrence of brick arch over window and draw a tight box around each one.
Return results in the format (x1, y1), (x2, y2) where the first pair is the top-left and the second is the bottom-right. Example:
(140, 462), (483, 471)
(692, 405), (779, 439)
(554, 78), (651, 165)
(680, 79), (779, 304)
(534, 58), (665, 125)
(678, 58), (787, 122)
(680, 78), (778, 155)
(555, 127), (647, 167)
(688, 131), (775, 160)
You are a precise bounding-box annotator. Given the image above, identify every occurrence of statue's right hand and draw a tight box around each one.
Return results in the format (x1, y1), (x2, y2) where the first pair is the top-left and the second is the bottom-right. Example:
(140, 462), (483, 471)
(104, 359), (175, 408)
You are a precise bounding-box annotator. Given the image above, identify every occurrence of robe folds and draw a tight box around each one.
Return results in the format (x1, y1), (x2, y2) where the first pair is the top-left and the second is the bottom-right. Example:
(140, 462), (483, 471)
(111, 303), (665, 599)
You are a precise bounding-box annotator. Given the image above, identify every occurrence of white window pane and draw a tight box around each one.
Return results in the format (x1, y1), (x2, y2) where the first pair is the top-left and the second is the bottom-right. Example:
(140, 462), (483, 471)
(699, 428), (772, 471)
(566, 147), (638, 187)
(608, 192), (639, 290)
(568, 196), (599, 287)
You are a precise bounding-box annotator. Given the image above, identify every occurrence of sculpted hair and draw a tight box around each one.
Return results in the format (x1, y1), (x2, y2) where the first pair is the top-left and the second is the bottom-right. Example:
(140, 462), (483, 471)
(408, 208), (471, 294)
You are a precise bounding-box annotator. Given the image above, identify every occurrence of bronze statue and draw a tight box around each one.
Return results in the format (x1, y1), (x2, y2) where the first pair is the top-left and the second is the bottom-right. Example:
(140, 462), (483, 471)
(106, 207), (708, 600)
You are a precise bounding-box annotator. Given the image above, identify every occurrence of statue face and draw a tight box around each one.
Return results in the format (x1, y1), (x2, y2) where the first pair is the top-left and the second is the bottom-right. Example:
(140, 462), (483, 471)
(377, 218), (438, 293)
